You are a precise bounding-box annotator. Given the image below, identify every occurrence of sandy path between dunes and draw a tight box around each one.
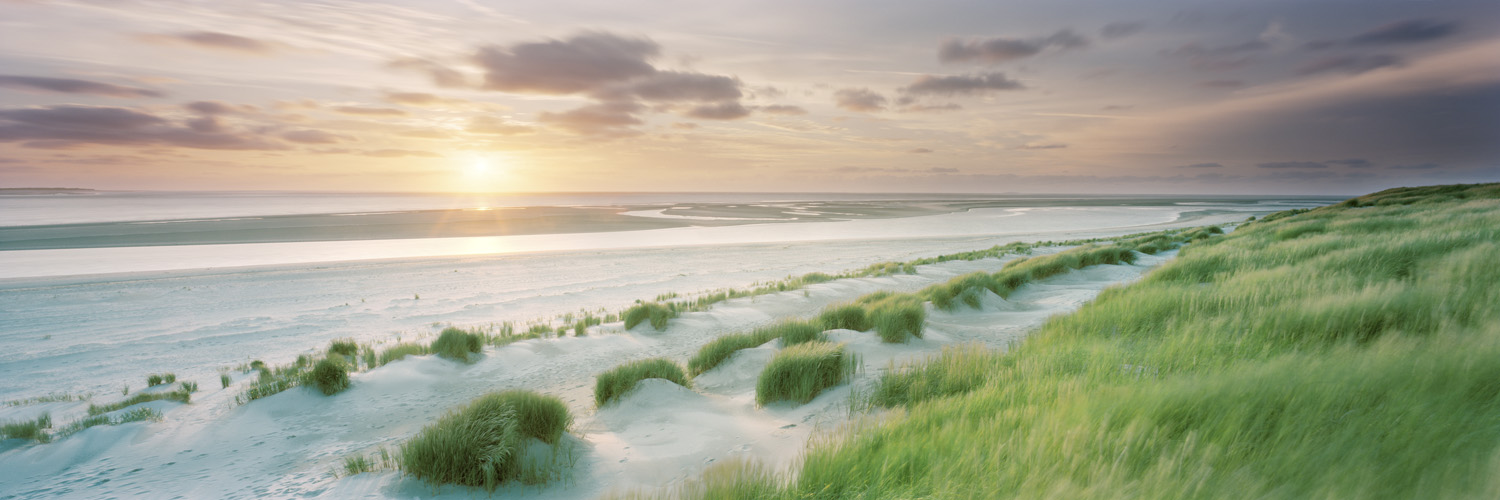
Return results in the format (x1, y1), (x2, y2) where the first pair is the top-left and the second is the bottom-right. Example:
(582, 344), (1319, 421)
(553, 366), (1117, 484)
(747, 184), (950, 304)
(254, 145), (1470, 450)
(0, 249), (1174, 499)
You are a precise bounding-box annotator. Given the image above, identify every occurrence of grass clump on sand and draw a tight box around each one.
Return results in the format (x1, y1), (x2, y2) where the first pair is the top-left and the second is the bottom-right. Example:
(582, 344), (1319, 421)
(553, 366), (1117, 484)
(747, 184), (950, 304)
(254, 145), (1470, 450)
(867, 295), (926, 343)
(756, 341), (857, 406)
(311, 358), (350, 395)
(594, 358), (691, 407)
(1, 413), (52, 443)
(401, 390), (572, 490)
(818, 303), (871, 331)
(376, 343), (429, 366)
(431, 327), (483, 362)
(688, 320), (826, 376)
(220, 373), (232, 388)
(88, 389), (191, 416)
(623, 302), (676, 331)
(327, 339), (359, 357)
(55, 407), (161, 439)
(693, 183), (1500, 499)
(146, 373), (176, 387)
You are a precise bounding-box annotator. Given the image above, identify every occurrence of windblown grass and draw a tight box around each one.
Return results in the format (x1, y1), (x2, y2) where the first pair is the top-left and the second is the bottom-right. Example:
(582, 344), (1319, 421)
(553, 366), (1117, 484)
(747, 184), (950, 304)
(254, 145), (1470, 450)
(401, 390), (572, 490)
(817, 303), (871, 331)
(146, 373), (176, 387)
(88, 389), (190, 416)
(376, 342), (430, 366)
(1, 413), (51, 443)
(688, 320), (826, 376)
(327, 339), (359, 357)
(623, 302), (677, 331)
(756, 341), (857, 406)
(693, 182), (1500, 499)
(867, 295), (925, 343)
(431, 327), (483, 362)
(312, 358), (350, 395)
(595, 358), (691, 407)
(55, 407), (160, 439)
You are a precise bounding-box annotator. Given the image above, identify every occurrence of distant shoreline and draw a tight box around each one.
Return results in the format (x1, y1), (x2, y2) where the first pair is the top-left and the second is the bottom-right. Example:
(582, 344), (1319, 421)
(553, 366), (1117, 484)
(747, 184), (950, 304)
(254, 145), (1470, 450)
(0, 188), (96, 195)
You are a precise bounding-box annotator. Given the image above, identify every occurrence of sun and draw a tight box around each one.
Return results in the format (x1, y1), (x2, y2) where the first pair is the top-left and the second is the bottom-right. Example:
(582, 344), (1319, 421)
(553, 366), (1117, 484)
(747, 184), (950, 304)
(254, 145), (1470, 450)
(469, 158), (491, 176)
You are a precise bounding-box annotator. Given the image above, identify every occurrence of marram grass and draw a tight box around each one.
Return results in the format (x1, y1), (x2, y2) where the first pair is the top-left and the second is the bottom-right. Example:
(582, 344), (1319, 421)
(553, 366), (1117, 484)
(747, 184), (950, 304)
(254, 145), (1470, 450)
(595, 358), (691, 407)
(688, 320), (826, 376)
(431, 326), (483, 362)
(400, 390), (572, 490)
(679, 182), (1500, 499)
(756, 341), (857, 406)
(623, 302), (677, 331)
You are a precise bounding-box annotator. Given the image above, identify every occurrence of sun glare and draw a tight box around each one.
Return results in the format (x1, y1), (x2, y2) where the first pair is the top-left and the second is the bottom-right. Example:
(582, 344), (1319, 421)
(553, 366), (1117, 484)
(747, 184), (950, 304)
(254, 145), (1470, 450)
(469, 158), (491, 176)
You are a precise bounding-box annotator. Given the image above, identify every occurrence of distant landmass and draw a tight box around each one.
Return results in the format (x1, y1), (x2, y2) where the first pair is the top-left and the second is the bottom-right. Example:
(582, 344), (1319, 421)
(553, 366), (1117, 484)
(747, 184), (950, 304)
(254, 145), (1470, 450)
(0, 188), (96, 195)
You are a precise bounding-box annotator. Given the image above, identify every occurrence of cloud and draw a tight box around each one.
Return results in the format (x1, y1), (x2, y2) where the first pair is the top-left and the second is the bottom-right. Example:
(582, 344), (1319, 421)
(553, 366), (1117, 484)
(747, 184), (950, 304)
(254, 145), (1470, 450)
(1306, 19), (1461, 51)
(1163, 40), (1268, 70)
(332, 106), (407, 116)
(361, 149), (441, 158)
(1297, 54), (1403, 75)
(1100, 22), (1145, 40)
(1351, 19), (1459, 46)
(538, 101), (643, 136)
(382, 92), (468, 107)
(0, 75), (164, 98)
(902, 72), (1024, 96)
(759, 105), (807, 115)
(388, 58), (470, 88)
(597, 71), (742, 102)
(834, 88), (887, 112)
(1390, 162), (1441, 170)
(475, 32), (658, 94)
(1198, 80), (1244, 89)
(138, 31), (276, 55)
(1017, 142), (1068, 150)
(465, 32), (750, 130)
(899, 103), (963, 113)
(1326, 158), (1373, 168)
(685, 102), (750, 120)
(0, 105), (281, 150)
(1110, 40), (1500, 168)
(909, 148), (934, 154)
(466, 115), (533, 135)
(1258, 161), (1327, 169)
(184, 101), (243, 115)
(281, 129), (349, 144)
(1176, 162), (1224, 168)
(928, 167), (959, 173)
(939, 29), (1089, 64)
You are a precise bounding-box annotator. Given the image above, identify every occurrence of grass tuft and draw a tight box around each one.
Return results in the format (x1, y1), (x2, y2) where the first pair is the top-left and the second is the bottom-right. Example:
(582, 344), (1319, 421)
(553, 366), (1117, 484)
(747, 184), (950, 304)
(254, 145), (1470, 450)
(87, 389), (190, 416)
(400, 390), (572, 490)
(623, 302), (676, 331)
(327, 339), (359, 357)
(818, 303), (871, 331)
(1, 413), (52, 443)
(376, 342), (429, 366)
(756, 341), (857, 406)
(868, 295), (926, 343)
(687, 320), (827, 376)
(431, 327), (483, 362)
(311, 358), (350, 395)
(594, 358), (691, 407)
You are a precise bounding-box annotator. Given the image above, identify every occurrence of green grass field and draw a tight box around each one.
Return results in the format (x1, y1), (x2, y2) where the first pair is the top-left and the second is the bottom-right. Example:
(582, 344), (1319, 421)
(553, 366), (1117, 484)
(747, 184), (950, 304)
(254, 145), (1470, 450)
(664, 183), (1500, 499)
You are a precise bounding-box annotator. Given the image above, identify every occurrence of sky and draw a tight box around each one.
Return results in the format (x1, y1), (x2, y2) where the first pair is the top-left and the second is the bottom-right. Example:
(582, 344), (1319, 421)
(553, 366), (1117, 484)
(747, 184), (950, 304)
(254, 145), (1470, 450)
(0, 0), (1497, 195)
